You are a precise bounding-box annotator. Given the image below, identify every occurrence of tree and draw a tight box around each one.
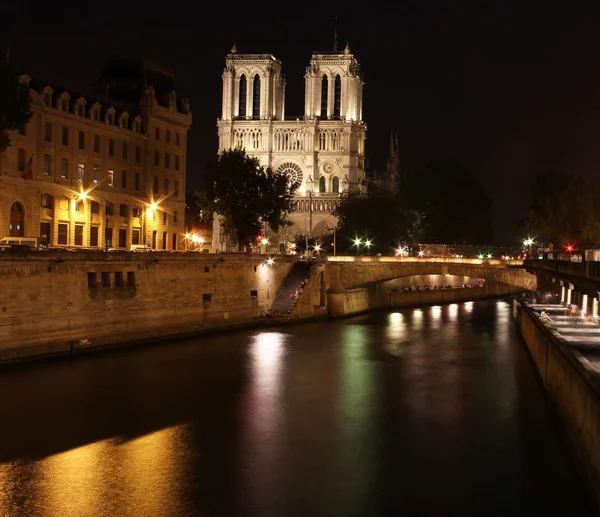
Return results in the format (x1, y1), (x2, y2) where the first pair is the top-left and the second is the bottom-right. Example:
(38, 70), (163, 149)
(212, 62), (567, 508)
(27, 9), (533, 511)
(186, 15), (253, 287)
(209, 149), (297, 250)
(333, 186), (409, 254)
(0, 55), (32, 154)
(401, 161), (493, 244)
(522, 170), (600, 247)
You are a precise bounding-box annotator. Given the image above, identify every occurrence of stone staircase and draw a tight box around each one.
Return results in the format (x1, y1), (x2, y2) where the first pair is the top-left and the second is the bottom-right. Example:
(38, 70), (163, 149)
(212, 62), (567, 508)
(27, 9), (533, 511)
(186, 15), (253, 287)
(270, 261), (312, 316)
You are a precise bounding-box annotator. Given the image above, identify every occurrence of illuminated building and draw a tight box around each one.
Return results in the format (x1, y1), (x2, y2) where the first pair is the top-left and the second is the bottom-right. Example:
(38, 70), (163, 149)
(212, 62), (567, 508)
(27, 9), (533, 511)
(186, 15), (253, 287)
(0, 57), (191, 249)
(213, 42), (367, 250)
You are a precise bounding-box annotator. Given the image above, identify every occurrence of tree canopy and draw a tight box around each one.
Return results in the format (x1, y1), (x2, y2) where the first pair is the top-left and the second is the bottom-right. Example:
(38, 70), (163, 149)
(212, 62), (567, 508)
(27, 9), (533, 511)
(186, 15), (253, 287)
(333, 187), (409, 254)
(521, 170), (600, 247)
(208, 149), (297, 249)
(400, 160), (493, 244)
(0, 57), (31, 153)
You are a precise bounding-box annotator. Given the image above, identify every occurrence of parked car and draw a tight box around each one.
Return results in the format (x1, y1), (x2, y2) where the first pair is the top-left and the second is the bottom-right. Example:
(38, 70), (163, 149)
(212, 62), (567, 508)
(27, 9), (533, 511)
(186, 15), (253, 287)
(130, 244), (151, 252)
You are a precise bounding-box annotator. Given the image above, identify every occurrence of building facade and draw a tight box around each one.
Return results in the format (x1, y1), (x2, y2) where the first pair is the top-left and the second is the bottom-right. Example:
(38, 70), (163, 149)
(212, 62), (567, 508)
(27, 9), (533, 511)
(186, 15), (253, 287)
(214, 43), (366, 250)
(0, 58), (191, 250)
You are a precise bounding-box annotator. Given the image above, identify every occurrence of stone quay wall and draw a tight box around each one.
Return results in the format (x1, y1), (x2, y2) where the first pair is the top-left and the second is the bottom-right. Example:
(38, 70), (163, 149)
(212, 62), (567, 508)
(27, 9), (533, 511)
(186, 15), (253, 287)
(513, 300), (600, 512)
(327, 281), (524, 318)
(0, 251), (293, 363)
(0, 252), (534, 364)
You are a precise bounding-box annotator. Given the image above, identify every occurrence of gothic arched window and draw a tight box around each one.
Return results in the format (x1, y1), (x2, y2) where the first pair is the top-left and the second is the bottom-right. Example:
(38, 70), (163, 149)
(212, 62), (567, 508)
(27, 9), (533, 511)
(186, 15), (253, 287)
(238, 75), (247, 118)
(334, 75), (341, 118)
(321, 75), (328, 119)
(332, 176), (340, 193)
(252, 74), (261, 119)
(319, 176), (326, 193)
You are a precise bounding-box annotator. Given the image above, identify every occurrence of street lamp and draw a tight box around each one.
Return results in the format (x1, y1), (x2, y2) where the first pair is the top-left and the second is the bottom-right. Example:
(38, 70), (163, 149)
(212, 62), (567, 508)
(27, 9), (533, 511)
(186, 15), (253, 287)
(364, 239), (372, 255)
(353, 237), (362, 255)
(523, 238), (534, 259)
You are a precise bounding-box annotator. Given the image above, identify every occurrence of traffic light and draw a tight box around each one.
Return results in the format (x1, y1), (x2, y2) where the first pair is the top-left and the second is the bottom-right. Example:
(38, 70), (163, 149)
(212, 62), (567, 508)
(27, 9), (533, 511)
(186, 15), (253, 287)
(257, 234), (262, 241)
(330, 242), (334, 246)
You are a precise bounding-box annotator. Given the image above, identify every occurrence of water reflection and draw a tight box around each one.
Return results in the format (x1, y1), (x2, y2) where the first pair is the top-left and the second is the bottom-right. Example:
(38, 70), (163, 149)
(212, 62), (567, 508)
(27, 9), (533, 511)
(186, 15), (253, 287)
(385, 312), (408, 357)
(238, 331), (288, 512)
(448, 303), (459, 321)
(337, 323), (378, 516)
(0, 301), (591, 516)
(0, 425), (189, 517)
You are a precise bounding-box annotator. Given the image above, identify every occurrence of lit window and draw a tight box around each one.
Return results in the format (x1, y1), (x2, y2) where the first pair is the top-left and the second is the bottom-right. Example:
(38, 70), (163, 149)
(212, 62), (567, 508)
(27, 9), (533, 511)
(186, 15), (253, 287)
(108, 169), (114, 187)
(77, 162), (85, 182)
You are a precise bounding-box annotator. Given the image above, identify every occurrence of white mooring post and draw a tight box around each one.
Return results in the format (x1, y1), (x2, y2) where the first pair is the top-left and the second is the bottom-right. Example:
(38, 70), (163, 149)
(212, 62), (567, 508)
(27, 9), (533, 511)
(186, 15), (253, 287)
(594, 295), (599, 319)
(582, 294), (588, 315)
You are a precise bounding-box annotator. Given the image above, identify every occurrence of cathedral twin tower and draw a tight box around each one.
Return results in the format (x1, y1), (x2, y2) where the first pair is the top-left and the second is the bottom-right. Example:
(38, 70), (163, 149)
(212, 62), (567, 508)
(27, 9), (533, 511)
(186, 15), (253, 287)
(215, 43), (367, 246)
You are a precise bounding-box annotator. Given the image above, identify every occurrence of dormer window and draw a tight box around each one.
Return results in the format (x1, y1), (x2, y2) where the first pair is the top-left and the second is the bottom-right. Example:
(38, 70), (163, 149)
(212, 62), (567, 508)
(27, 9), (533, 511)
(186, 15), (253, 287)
(119, 113), (129, 129)
(90, 103), (101, 121)
(61, 99), (68, 111)
(77, 99), (86, 117)
(108, 113), (114, 125)
(169, 91), (177, 110)
(44, 93), (51, 106)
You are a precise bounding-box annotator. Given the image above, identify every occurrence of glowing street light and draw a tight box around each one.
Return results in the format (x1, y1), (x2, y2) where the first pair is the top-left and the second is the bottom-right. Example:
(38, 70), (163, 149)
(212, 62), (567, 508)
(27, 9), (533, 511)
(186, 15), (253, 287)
(267, 258), (274, 265)
(353, 237), (362, 255)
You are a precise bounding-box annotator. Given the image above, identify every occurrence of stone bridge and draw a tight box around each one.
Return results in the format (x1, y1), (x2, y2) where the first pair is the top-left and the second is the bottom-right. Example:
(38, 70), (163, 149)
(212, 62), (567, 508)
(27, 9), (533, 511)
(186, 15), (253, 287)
(326, 256), (537, 290)
(320, 256), (537, 317)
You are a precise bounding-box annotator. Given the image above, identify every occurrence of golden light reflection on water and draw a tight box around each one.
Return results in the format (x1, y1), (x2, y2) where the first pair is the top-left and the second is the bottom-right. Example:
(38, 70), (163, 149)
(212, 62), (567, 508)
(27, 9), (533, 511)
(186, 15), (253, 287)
(0, 424), (189, 517)
(385, 312), (408, 357)
(448, 303), (459, 321)
(412, 308), (423, 330)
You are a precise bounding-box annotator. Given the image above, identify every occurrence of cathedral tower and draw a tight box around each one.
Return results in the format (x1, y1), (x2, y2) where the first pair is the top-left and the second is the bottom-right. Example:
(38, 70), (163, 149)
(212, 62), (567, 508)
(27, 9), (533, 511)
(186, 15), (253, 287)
(220, 44), (285, 122)
(215, 44), (367, 250)
(304, 42), (363, 122)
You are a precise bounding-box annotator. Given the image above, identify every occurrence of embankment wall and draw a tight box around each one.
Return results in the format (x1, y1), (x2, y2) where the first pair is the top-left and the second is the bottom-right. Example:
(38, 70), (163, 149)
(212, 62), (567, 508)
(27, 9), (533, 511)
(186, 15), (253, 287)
(513, 300), (600, 512)
(0, 251), (292, 362)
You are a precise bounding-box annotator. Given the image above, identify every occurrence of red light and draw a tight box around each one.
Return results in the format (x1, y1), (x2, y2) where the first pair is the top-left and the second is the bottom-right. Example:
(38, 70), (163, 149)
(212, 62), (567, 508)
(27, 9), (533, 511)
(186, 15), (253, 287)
(330, 242), (334, 246)
(523, 253), (527, 258)
(257, 234), (262, 241)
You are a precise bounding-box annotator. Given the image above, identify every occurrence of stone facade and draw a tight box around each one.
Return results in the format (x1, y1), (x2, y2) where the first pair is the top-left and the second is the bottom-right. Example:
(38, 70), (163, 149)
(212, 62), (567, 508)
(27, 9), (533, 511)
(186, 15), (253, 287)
(0, 252), (293, 362)
(0, 58), (191, 250)
(213, 43), (367, 249)
(0, 253), (532, 363)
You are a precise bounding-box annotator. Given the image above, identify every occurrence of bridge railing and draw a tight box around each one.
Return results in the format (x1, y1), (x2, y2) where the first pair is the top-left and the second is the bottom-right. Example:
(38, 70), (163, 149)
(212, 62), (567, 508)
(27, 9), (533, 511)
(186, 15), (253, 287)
(327, 256), (522, 266)
(525, 256), (600, 281)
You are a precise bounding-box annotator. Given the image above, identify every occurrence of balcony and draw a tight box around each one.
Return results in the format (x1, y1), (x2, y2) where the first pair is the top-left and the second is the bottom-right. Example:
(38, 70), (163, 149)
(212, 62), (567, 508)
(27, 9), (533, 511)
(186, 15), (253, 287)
(294, 193), (341, 213)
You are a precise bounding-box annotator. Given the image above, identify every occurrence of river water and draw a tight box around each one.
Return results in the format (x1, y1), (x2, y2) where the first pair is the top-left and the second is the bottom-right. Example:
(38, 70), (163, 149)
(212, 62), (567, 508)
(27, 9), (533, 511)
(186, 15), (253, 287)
(0, 300), (592, 516)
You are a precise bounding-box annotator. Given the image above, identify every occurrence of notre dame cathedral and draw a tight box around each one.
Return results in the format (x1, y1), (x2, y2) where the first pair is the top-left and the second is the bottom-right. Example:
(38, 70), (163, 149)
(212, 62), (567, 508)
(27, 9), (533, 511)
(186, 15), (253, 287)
(212, 42), (367, 251)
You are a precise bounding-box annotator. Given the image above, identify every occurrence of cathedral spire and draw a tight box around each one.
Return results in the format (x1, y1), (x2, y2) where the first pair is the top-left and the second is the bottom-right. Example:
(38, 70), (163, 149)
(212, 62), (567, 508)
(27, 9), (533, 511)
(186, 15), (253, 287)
(333, 17), (338, 52)
(230, 42), (238, 54)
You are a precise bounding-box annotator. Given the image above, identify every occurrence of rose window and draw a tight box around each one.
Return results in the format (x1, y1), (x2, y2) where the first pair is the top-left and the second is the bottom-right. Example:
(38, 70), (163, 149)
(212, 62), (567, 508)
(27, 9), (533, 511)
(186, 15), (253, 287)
(323, 162), (334, 174)
(277, 162), (303, 186)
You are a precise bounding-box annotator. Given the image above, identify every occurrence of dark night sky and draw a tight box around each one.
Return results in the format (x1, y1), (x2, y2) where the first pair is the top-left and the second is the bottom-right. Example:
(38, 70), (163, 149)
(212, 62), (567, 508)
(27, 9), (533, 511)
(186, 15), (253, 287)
(5, 1), (600, 244)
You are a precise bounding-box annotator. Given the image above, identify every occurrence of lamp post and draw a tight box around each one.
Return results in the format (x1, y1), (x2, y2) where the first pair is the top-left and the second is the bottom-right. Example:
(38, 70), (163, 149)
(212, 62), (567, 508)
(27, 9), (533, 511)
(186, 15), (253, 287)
(353, 238), (361, 255)
(523, 238), (534, 259)
(327, 226), (337, 256)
